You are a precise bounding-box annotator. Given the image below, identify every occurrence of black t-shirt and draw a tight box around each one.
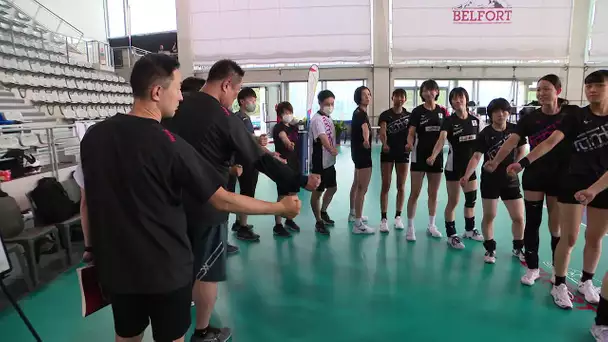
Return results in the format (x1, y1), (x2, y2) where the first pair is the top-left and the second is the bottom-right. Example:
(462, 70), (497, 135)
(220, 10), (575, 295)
(476, 122), (527, 181)
(514, 106), (577, 172)
(80, 114), (223, 294)
(441, 113), (480, 171)
(272, 123), (299, 172)
(558, 106), (608, 179)
(378, 108), (411, 154)
(351, 108), (371, 156)
(410, 104), (446, 162)
(163, 92), (305, 225)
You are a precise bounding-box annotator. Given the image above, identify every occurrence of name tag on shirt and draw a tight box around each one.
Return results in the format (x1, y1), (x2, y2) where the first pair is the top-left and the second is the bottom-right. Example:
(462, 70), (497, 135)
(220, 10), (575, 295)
(459, 134), (477, 142)
(425, 126), (440, 132)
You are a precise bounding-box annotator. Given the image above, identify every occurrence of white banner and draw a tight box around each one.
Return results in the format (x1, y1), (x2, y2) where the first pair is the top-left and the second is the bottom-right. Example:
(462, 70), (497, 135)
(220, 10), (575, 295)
(589, 0), (608, 63)
(189, 0), (372, 66)
(392, 0), (573, 63)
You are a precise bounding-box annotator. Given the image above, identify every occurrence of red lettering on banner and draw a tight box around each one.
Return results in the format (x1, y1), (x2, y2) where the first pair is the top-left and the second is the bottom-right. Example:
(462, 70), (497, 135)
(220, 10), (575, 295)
(452, 9), (513, 24)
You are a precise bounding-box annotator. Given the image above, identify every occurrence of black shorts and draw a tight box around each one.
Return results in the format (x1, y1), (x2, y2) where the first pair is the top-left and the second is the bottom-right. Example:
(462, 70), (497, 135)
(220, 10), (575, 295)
(410, 154), (443, 173)
(380, 151), (410, 164)
(558, 177), (608, 209)
(316, 165), (337, 192)
(237, 167), (259, 197)
(277, 184), (295, 197)
(190, 222), (228, 283)
(352, 149), (372, 169)
(481, 174), (522, 201)
(445, 169), (477, 182)
(109, 284), (191, 341)
(521, 165), (564, 197)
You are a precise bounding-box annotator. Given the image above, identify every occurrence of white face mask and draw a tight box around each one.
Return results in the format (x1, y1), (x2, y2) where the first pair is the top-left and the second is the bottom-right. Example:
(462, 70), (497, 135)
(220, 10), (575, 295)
(245, 102), (256, 113)
(322, 106), (334, 115)
(283, 114), (294, 123)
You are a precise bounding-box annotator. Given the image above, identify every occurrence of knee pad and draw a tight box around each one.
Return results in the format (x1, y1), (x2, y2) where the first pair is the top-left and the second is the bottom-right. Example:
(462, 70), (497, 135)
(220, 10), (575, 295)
(524, 200), (544, 230)
(464, 191), (477, 208)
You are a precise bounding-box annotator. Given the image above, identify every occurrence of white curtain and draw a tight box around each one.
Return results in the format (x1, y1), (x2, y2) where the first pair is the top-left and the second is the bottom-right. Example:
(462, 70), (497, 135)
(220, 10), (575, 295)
(589, 0), (608, 63)
(391, 0), (573, 63)
(189, 0), (372, 66)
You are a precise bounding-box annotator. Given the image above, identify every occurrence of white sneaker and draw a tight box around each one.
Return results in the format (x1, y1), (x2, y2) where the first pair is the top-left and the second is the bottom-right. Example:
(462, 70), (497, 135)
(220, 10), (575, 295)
(579, 280), (601, 304)
(512, 249), (525, 263)
(379, 219), (389, 233)
(462, 229), (484, 241)
(394, 216), (405, 230)
(521, 268), (540, 286)
(447, 235), (465, 249)
(348, 214), (368, 223)
(551, 284), (574, 309)
(427, 225), (442, 238)
(406, 226), (416, 241)
(484, 251), (496, 264)
(591, 324), (608, 342)
(352, 223), (375, 234)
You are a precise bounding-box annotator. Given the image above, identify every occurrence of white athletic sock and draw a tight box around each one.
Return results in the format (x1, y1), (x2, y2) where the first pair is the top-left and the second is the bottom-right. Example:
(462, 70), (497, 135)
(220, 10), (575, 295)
(429, 216), (436, 226)
(350, 208), (356, 215)
(408, 219), (414, 228)
(355, 218), (362, 226)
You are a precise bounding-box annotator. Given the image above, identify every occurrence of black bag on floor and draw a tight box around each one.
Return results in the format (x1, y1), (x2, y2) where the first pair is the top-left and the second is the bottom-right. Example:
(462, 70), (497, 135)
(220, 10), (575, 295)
(30, 177), (78, 225)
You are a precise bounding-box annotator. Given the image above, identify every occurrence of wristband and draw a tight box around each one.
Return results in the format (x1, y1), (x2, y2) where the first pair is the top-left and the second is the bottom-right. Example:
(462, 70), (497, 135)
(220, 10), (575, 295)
(84, 246), (93, 253)
(518, 157), (531, 169)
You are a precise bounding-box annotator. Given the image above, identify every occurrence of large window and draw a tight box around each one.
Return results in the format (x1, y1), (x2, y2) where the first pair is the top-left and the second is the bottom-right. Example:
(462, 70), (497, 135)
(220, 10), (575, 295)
(107, 0), (126, 38)
(478, 81), (515, 108)
(107, 0), (177, 38)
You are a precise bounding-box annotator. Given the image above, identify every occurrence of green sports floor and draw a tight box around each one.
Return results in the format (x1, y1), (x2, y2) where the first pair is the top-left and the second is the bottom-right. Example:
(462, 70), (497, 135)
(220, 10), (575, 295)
(1, 145), (605, 342)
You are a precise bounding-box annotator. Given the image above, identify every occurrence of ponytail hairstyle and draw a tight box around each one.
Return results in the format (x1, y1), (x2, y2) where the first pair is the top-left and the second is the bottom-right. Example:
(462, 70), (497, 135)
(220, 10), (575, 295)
(538, 74), (567, 106)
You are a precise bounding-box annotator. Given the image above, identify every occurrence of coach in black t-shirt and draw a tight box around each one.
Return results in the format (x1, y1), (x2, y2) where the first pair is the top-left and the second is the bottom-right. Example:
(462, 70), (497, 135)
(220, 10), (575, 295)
(164, 59), (320, 342)
(80, 54), (301, 342)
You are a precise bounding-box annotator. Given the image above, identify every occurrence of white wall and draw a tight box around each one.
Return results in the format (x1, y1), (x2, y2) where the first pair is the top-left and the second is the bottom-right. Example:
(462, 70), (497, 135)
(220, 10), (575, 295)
(32, 0), (107, 41)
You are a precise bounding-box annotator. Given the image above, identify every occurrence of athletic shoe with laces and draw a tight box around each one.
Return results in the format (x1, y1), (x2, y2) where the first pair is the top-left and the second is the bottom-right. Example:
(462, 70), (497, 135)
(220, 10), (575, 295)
(321, 212), (335, 226)
(512, 249), (525, 262)
(236, 226), (260, 241)
(232, 222), (253, 232)
(427, 225), (442, 238)
(227, 244), (239, 254)
(406, 226), (416, 241)
(352, 222), (375, 234)
(578, 280), (601, 304)
(190, 326), (232, 342)
(447, 235), (465, 249)
(521, 268), (540, 286)
(394, 216), (405, 230)
(348, 213), (368, 223)
(273, 224), (291, 237)
(591, 324), (608, 341)
(315, 221), (330, 235)
(551, 283), (574, 309)
(462, 229), (484, 241)
(284, 219), (300, 232)
(484, 251), (496, 264)
(379, 219), (389, 233)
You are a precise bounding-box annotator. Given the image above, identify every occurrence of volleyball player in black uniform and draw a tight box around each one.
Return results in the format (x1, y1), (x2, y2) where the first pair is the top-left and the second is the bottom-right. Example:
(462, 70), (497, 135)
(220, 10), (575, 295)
(427, 87), (481, 249)
(406, 80), (447, 239)
(485, 74), (576, 286)
(350, 86), (375, 234)
(507, 70), (608, 311)
(378, 88), (411, 234)
(461, 98), (526, 263)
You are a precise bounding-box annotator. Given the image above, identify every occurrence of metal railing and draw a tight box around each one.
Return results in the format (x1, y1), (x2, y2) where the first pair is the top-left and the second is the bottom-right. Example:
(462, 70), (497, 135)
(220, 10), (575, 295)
(111, 45), (152, 69)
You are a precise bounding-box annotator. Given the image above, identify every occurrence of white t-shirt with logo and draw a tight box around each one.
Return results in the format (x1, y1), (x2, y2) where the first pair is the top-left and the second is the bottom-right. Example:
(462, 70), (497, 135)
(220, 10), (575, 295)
(310, 113), (336, 169)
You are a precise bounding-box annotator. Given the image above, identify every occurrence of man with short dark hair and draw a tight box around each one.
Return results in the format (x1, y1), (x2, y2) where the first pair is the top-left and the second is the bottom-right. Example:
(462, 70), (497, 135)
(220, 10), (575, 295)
(81, 54), (301, 342)
(166, 59), (320, 342)
(181, 76), (206, 94)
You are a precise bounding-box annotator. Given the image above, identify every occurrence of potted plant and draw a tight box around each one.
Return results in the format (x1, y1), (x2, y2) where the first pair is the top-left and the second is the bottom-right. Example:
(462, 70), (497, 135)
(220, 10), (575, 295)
(334, 120), (347, 145)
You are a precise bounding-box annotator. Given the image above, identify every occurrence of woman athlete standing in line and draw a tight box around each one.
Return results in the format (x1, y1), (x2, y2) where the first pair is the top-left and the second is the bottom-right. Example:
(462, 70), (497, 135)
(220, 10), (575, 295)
(485, 74), (577, 286)
(427, 87), (482, 249)
(406, 80), (447, 239)
(378, 89), (411, 234)
(507, 70), (608, 310)
(461, 98), (526, 263)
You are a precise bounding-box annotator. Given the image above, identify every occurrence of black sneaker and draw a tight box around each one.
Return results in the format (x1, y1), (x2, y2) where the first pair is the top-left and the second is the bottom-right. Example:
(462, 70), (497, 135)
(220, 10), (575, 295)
(232, 222), (253, 232)
(320, 211), (335, 226)
(273, 224), (292, 237)
(315, 221), (330, 235)
(284, 219), (301, 232)
(236, 226), (260, 241)
(227, 243), (239, 254)
(190, 326), (232, 342)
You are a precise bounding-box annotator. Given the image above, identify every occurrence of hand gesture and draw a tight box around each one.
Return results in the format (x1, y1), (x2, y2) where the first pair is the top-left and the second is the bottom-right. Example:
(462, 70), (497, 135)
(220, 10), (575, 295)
(426, 155), (436, 166)
(288, 141), (296, 151)
(305, 174), (321, 191)
(330, 147), (338, 156)
(278, 195), (301, 219)
(574, 188), (597, 206)
(405, 143), (413, 152)
(459, 176), (468, 187)
(82, 251), (94, 264)
(363, 140), (371, 149)
(505, 163), (523, 176)
(382, 144), (390, 153)
(229, 164), (243, 177)
(272, 152), (287, 164)
(258, 134), (268, 147)
(483, 160), (498, 173)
